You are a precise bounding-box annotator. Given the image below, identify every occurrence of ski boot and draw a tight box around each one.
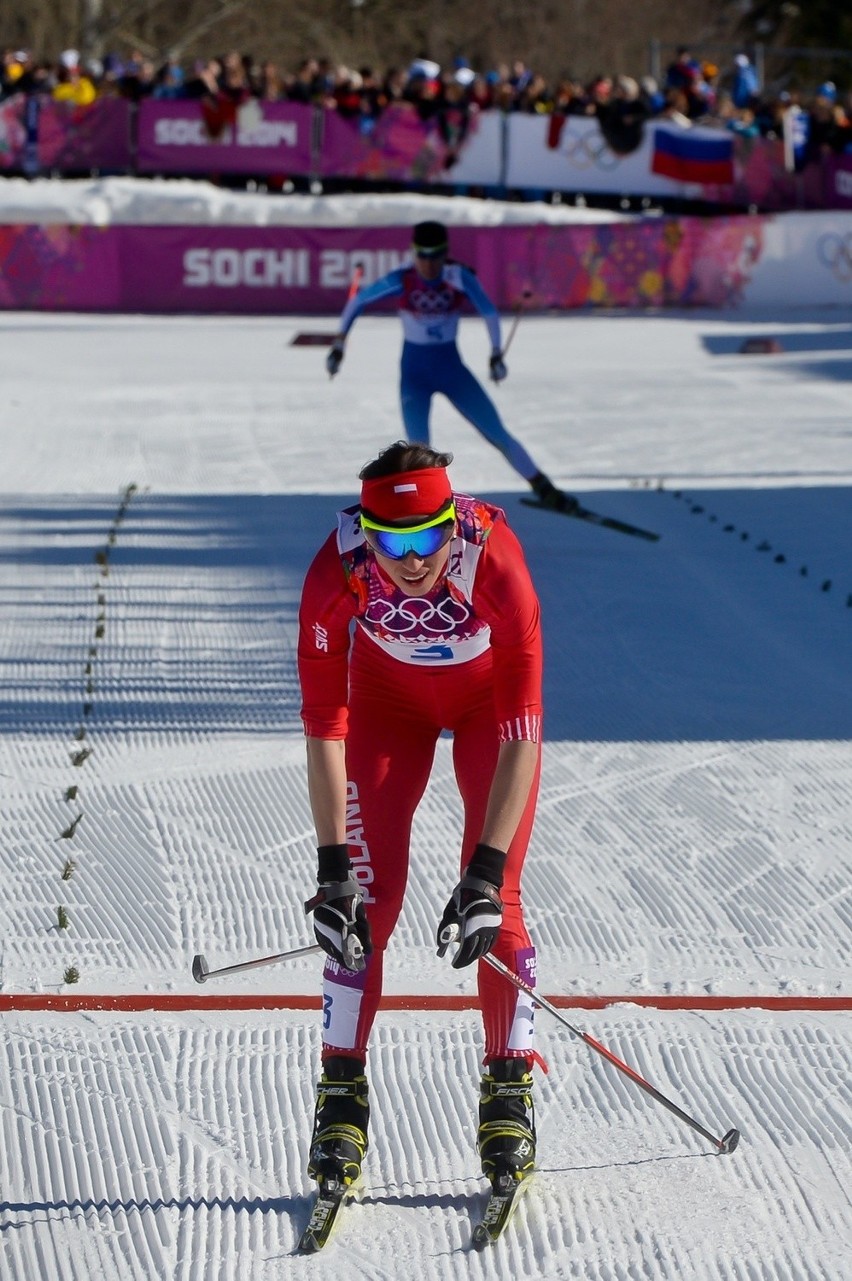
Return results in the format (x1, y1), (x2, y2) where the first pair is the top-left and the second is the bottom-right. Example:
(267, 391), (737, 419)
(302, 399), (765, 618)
(529, 471), (579, 515)
(307, 1055), (370, 1190)
(477, 1057), (536, 1186)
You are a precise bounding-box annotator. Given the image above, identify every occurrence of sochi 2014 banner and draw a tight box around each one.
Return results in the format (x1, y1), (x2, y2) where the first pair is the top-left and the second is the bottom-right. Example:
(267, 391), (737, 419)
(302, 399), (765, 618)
(137, 99), (476, 183)
(4, 215), (849, 313)
(136, 99), (313, 175)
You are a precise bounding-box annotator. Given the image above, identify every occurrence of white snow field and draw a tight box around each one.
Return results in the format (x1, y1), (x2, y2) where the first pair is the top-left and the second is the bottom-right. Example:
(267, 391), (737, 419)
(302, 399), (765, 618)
(0, 201), (851, 1277)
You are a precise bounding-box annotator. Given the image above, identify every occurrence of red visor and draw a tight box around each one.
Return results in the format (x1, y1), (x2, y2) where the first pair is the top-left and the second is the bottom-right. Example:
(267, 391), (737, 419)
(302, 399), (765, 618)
(360, 467), (452, 523)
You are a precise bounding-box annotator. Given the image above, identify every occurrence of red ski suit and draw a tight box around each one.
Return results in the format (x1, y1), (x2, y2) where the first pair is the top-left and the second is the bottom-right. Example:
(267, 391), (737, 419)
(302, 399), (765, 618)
(298, 494), (543, 1059)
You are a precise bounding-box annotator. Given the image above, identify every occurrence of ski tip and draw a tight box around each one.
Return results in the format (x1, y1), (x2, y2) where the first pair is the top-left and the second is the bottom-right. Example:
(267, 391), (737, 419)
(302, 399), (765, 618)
(191, 954), (208, 984)
(719, 1128), (741, 1155)
(471, 1170), (531, 1247)
(297, 1231), (322, 1254)
(471, 1224), (492, 1250)
(297, 1182), (353, 1252)
(519, 495), (660, 541)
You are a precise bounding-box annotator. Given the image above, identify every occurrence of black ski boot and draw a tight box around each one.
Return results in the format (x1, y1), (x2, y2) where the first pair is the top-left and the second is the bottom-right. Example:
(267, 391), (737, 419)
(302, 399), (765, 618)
(307, 1055), (370, 1189)
(529, 471), (579, 515)
(477, 1057), (536, 1185)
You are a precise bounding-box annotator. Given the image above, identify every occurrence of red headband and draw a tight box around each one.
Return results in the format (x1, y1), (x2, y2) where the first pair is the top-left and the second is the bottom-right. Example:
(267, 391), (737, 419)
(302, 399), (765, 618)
(360, 467), (452, 523)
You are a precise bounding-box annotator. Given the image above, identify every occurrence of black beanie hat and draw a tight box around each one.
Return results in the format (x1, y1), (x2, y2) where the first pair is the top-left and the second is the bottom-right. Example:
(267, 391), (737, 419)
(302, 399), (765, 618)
(412, 221), (449, 254)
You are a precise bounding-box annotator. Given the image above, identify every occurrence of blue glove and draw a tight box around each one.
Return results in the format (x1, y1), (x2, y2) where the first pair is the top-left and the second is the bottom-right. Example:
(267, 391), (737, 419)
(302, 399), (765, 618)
(489, 353), (508, 383)
(326, 341), (345, 378)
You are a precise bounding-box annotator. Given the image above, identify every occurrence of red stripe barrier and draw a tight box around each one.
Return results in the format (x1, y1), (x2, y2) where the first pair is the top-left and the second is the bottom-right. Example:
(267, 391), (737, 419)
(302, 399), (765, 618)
(0, 994), (848, 1014)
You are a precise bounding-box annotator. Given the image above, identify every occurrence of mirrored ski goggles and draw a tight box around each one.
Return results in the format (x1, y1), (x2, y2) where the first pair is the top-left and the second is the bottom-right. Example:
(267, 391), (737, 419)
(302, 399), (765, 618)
(360, 502), (456, 560)
(413, 244), (448, 260)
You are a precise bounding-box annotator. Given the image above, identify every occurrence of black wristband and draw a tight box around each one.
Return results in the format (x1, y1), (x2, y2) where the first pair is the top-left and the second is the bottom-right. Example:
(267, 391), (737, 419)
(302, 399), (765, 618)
(466, 842), (507, 888)
(317, 843), (350, 883)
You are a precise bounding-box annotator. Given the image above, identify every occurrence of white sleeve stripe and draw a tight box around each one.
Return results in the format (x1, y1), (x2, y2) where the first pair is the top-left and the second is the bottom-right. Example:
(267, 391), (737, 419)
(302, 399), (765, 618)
(498, 714), (541, 744)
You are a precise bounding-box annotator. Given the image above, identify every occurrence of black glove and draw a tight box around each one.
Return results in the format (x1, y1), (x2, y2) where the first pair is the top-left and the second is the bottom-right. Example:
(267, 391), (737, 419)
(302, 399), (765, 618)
(436, 843), (505, 969)
(326, 340), (345, 378)
(489, 353), (508, 383)
(305, 844), (372, 972)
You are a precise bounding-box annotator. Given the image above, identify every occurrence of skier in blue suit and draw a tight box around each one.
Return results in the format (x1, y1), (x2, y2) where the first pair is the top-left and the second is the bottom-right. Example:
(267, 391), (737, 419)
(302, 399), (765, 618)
(326, 220), (574, 511)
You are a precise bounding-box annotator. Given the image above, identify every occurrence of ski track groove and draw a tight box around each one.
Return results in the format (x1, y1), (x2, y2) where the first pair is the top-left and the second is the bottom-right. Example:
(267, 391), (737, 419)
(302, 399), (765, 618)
(4, 1009), (847, 1279)
(1, 1022), (180, 1280)
(4, 733), (850, 997)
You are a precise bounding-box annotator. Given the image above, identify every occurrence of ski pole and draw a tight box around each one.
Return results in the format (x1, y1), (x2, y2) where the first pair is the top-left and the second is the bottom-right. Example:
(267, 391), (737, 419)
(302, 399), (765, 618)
(480, 949), (740, 1155)
(191, 942), (323, 984)
(346, 263), (364, 301)
(500, 288), (532, 359)
(324, 265), (364, 369)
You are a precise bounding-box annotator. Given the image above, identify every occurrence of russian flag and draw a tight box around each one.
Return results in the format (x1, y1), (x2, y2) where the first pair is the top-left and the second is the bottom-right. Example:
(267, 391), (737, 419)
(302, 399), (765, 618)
(651, 125), (734, 185)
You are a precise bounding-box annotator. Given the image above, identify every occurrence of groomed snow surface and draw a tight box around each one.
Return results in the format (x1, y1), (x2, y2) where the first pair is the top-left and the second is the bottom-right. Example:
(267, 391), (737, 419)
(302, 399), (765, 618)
(0, 272), (850, 1274)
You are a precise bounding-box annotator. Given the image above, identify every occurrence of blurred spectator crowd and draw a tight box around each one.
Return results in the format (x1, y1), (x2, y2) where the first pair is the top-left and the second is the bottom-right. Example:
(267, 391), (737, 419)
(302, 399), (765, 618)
(2, 43), (850, 164)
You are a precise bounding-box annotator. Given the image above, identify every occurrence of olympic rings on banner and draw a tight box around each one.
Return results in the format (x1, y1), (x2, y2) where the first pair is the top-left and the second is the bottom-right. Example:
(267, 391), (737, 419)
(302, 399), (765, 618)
(556, 122), (621, 171)
(817, 233), (852, 283)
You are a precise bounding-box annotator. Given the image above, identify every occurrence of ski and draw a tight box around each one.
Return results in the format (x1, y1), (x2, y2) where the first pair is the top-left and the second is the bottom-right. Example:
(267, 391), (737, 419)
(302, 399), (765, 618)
(297, 1178), (357, 1252)
(521, 496), (660, 542)
(472, 1173), (532, 1248)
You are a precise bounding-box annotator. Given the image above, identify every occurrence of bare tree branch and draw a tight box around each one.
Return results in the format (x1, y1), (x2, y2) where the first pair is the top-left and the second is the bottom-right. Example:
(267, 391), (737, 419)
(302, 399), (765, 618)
(6, 0), (836, 86)
(164, 0), (249, 60)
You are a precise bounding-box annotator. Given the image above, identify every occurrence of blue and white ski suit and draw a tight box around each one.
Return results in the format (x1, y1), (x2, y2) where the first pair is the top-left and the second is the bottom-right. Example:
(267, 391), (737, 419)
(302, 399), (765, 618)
(337, 263), (539, 481)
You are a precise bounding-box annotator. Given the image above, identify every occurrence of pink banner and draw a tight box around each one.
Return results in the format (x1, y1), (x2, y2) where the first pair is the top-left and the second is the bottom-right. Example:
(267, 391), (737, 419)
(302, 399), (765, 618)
(136, 100), (313, 175)
(0, 223), (120, 308)
(0, 95), (130, 172)
(120, 226), (417, 312)
(701, 133), (826, 211)
(0, 221), (770, 314)
(500, 218), (767, 310)
(38, 97), (130, 170)
(319, 103), (458, 181)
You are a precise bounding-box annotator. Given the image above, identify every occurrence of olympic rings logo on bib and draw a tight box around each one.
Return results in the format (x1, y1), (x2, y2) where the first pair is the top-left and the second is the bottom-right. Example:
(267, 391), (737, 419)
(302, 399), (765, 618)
(408, 286), (457, 314)
(365, 593), (472, 637)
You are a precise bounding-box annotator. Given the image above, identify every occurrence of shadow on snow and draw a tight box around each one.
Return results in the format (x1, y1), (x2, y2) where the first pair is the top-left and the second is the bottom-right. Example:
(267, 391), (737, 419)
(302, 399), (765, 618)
(0, 488), (850, 742)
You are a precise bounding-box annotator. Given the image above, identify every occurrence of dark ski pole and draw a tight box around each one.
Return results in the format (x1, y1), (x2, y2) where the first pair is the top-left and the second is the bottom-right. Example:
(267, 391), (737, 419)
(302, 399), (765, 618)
(481, 951), (740, 1155)
(500, 288), (533, 359)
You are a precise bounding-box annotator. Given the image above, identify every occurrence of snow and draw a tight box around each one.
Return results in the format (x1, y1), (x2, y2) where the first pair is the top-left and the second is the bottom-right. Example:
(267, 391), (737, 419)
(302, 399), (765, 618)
(0, 176), (631, 226)
(0, 183), (850, 1278)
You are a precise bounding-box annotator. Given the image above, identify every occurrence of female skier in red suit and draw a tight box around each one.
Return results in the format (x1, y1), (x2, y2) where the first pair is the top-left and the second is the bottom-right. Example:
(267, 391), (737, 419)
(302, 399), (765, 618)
(298, 439), (544, 1198)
